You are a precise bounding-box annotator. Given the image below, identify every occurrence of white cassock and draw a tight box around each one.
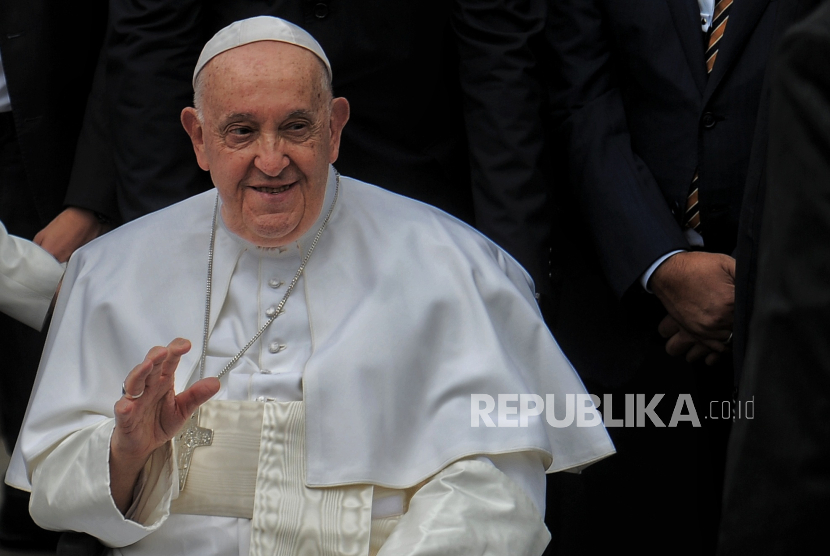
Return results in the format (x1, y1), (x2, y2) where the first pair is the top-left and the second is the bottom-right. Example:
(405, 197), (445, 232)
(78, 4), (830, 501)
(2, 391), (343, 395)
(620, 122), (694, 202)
(0, 220), (63, 330)
(7, 167), (614, 555)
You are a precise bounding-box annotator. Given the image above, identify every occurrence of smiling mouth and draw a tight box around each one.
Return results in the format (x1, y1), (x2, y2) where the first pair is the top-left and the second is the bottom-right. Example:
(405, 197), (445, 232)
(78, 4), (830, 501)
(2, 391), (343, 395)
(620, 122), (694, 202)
(252, 184), (292, 194)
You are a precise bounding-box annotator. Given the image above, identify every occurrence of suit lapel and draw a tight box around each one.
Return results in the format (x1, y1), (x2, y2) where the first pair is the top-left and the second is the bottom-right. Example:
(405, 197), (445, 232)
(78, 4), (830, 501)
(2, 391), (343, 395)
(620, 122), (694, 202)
(703, 0), (772, 104)
(666, 0), (708, 95)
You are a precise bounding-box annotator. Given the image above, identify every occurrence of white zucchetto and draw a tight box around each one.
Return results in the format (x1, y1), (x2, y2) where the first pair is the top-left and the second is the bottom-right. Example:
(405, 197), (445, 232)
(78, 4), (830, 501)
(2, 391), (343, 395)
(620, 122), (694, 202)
(192, 16), (332, 88)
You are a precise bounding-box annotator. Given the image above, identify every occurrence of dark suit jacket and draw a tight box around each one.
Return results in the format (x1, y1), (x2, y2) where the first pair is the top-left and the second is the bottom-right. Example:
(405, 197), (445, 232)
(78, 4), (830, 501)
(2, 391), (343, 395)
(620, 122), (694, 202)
(0, 1), (112, 235)
(718, 2), (830, 551)
(85, 0), (551, 291)
(545, 0), (817, 386)
(731, 0), (823, 378)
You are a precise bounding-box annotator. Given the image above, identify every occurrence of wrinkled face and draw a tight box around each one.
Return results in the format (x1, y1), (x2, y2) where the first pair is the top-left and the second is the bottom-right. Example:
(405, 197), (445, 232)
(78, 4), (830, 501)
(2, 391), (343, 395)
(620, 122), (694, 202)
(182, 41), (349, 246)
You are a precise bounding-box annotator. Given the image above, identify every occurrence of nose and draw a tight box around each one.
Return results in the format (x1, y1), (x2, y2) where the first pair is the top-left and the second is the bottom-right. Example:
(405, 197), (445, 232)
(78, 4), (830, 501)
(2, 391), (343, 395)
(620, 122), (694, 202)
(253, 135), (290, 177)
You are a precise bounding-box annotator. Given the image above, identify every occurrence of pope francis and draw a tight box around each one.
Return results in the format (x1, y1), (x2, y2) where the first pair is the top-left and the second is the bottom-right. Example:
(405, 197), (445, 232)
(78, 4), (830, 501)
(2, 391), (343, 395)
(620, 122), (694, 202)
(6, 16), (613, 556)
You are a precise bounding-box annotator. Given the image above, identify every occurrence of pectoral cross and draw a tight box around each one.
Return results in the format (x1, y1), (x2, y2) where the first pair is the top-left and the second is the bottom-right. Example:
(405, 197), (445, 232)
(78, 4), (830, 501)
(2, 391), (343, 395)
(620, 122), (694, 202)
(174, 409), (213, 490)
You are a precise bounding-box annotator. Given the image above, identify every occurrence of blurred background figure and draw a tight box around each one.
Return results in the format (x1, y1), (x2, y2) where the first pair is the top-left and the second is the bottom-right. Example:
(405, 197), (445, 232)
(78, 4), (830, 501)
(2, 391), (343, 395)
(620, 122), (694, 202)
(719, 2), (830, 553)
(0, 1), (112, 550)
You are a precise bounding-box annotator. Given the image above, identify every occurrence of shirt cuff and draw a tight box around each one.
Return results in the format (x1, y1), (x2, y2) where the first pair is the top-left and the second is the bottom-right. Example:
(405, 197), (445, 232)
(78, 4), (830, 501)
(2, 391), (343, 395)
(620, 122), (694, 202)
(640, 250), (686, 293)
(0, 223), (64, 329)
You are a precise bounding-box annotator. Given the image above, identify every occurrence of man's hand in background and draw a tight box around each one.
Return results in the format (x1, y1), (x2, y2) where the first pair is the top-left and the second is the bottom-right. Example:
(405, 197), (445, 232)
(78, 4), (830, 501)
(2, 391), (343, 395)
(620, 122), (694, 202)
(34, 206), (110, 263)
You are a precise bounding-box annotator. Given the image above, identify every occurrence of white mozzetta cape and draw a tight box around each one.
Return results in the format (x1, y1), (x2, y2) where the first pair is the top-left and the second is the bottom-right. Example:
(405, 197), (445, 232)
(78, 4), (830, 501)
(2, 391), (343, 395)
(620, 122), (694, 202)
(8, 168), (613, 491)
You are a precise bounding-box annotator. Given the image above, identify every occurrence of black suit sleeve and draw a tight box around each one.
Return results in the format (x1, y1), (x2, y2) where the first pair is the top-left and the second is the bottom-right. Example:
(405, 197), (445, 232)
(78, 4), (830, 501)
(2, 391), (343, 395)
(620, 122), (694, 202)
(451, 0), (550, 295)
(546, 0), (689, 297)
(718, 5), (830, 552)
(107, 0), (212, 221)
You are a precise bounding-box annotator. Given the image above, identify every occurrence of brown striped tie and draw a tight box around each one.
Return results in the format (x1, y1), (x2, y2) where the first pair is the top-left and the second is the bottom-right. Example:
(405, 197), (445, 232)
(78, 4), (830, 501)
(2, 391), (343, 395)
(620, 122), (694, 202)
(685, 170), (701, 232)
(685, 0), (734, 233)
(706, 0), (733, 74)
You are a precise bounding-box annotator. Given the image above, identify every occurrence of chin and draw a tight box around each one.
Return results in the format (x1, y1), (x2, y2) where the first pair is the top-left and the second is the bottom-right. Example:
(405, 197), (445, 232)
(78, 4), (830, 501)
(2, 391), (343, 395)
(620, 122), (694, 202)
(246, 218), (300, 246)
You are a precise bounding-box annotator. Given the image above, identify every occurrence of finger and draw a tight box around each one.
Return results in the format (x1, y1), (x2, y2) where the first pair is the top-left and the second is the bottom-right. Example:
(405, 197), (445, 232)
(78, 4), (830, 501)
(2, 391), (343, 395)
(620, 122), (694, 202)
(722, 256), (737, 280)
(144, 339), (186, 387)
(176, 377), (221, 418)
(665, 330), (696, 357)
(696, 337), (728, 353)
(705, 352), (722, 366)
(122, 346), (167, 400)
(685, 343), (711, 363)
(159, 338), (192, 380)
(658, 315), (680, 339)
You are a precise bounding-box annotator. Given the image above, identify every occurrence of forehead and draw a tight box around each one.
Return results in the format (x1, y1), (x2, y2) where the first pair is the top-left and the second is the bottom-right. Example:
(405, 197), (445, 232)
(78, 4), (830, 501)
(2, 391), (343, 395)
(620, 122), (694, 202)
(201, 41), (325, 117)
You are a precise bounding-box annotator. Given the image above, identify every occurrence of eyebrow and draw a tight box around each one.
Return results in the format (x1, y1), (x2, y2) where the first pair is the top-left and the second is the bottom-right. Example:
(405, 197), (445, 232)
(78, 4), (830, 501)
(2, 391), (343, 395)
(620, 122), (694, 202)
(284, 109), (315, 120)
(221, 112), (256, 124)
(219, 109), (316, 126)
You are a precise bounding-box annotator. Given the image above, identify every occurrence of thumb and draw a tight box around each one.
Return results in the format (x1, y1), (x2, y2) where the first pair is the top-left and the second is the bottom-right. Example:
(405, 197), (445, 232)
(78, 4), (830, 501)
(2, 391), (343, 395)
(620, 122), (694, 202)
(177, 377), (221, 418)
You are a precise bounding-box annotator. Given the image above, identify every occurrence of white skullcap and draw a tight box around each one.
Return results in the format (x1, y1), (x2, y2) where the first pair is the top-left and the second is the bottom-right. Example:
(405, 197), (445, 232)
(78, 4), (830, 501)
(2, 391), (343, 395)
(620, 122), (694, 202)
(192, 16), (332, 88)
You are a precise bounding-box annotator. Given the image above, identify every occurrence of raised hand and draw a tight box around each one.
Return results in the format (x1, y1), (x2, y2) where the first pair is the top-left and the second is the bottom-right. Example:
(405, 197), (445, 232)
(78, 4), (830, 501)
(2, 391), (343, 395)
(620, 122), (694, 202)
(109, 338), (219, 513)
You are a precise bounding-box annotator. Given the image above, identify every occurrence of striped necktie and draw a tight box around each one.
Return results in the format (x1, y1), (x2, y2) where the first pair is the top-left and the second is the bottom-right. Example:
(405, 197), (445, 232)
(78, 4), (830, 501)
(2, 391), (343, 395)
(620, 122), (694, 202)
(685, 0), (734, 233)
(706, 0), (733, 73)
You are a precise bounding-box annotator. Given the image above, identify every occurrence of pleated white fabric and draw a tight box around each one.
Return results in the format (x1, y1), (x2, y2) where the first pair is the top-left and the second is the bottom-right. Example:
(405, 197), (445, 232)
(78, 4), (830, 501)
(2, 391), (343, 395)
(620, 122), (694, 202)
(251, 402), (373, 556)
(168, 400), (394, 555)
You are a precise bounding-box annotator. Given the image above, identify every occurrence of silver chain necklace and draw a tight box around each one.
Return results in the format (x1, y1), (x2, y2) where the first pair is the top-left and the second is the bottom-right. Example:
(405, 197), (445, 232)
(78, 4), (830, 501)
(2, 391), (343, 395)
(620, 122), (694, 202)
(177, 173), (340, 490)
(198, 172), (340, 381)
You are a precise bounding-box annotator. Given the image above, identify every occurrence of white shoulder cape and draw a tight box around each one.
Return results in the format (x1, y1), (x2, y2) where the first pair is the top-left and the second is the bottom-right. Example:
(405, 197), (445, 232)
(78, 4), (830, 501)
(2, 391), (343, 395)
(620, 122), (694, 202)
(8, 168), (613, 490)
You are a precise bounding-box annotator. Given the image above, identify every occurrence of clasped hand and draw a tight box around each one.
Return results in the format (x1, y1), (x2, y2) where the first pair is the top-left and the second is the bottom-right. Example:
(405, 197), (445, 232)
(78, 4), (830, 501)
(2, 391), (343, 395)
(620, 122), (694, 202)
(109, 338), (220, 513)
(649, 251), (735, 365)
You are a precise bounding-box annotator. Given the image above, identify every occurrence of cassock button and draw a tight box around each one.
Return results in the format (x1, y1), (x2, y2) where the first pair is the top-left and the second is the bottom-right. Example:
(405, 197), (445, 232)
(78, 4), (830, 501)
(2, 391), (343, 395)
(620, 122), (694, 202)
(269, 342), (286, 354)
(268, 279), (284, 289)
(265, 306), (277, 317)
(315, 3), (329, 18)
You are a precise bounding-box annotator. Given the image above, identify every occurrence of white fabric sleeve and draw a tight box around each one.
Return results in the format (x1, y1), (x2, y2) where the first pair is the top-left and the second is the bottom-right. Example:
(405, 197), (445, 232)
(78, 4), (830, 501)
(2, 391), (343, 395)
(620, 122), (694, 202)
(478, 451), (547, 515)
(29, 418), (177, 548)
(0, 220), (63, 330)
(640, 250), (685, 293)
(377, 457), (550, 556)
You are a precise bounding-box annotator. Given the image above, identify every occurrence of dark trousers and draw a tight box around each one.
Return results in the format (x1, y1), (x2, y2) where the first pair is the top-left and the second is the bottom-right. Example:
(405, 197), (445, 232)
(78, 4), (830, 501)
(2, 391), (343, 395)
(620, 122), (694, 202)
(0, 110), (59, 549)
(544, 336), (733, 555)
(0, 110), (47, 451)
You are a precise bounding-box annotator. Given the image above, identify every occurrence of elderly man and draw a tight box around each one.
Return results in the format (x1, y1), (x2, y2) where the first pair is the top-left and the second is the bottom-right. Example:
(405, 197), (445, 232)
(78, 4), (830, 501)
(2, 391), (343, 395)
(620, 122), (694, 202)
(7, 17), (612, 556)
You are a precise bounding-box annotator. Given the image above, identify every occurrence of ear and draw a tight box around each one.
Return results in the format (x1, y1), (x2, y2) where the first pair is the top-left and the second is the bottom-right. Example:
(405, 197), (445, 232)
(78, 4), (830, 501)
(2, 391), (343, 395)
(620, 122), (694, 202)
(327, 97), (350, 164)
(181, 107), (211, 171)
